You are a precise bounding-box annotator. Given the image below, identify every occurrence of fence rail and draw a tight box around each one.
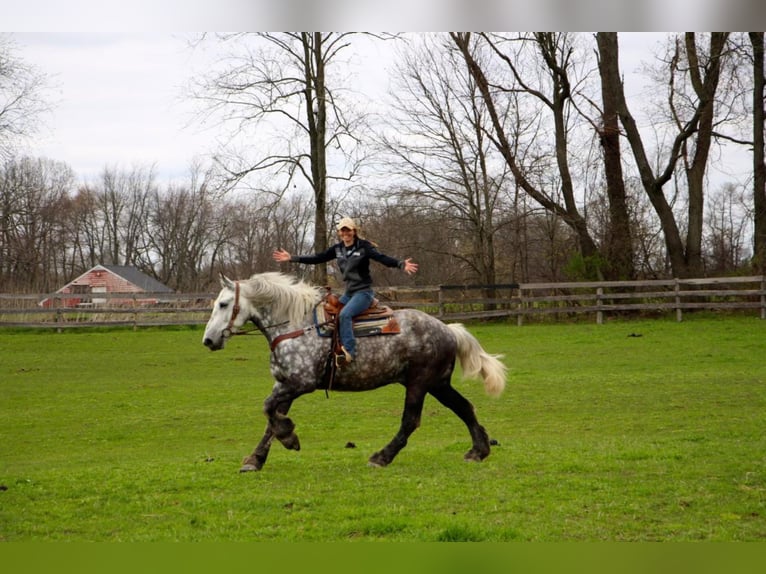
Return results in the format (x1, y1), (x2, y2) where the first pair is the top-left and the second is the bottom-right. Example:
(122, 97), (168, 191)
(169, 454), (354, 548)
(0, 291), (214, 331)
(2, 275), (766, 330)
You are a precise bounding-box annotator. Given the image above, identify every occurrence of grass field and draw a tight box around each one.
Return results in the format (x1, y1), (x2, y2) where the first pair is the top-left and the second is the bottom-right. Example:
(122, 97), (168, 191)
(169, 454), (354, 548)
(1, 315), (765, 541)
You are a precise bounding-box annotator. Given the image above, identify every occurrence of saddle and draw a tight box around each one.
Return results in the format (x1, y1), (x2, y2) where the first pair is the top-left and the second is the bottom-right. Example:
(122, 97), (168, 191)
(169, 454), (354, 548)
(312, 290), (400, 393)
(319, 291), (401, 337)
(316, 289), (400, 372)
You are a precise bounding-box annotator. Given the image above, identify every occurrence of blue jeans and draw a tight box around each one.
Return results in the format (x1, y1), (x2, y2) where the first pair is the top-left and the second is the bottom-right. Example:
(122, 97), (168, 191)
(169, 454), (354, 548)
(338, 289), (374, 358)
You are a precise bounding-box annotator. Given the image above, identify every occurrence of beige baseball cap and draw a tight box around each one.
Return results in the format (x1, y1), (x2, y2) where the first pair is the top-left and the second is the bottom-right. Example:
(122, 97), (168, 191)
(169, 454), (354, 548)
(336, 217), (358, 231)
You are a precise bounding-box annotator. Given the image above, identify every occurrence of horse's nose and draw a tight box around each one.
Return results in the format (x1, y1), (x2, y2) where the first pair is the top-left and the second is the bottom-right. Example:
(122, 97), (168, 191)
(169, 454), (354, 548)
(203, 337), (215, 349)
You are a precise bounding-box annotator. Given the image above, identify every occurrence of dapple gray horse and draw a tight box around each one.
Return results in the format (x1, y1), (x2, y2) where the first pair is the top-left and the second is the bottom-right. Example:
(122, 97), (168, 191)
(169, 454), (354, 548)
(203, 272), (506, 471)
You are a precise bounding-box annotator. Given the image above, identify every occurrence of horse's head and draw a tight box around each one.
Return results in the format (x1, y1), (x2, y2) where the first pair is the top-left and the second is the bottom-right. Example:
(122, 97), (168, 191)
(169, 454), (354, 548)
(203, 271), (321, 351)
(203, 274), (249, 351)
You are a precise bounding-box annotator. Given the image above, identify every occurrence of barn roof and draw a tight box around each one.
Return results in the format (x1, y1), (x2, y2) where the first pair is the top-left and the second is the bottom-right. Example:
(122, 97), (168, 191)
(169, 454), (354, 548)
(101, 265), (173, 293)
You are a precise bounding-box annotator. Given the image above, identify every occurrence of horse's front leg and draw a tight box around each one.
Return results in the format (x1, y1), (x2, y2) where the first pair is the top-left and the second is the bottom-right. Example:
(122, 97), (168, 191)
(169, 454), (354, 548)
(240, 422), (275, 472)
(264, 381), (312, 451)
(240, 391), (298, 472)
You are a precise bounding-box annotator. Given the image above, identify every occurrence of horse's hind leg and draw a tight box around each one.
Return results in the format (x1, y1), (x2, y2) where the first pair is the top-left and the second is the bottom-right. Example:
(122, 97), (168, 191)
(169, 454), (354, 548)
(429, 383), (491, 461)
(368, 385), (427, 467)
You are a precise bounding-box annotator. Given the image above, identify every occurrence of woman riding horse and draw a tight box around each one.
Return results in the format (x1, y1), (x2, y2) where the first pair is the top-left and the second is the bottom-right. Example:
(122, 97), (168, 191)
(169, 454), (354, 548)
(273, 217), (418, 365)
(203, 272), (506, 471)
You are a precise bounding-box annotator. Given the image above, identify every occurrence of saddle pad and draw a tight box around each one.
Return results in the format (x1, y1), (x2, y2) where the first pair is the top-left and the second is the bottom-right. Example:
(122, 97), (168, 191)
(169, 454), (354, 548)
(313, 305), (401, 338)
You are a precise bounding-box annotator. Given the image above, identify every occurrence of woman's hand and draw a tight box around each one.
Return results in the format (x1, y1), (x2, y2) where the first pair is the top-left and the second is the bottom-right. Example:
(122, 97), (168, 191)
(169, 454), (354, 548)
(402, 258), (419, 275)
(272, 249), (292, 263)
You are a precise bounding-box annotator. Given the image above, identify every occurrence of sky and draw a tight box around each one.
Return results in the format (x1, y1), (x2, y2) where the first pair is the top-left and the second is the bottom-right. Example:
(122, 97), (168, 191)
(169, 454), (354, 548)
(8, 32), (635, 182)
(5, 0), (764, 188)
(4, 27), (757, 188)
(11, 31), (403, 185)
(12, 32), (216, 184)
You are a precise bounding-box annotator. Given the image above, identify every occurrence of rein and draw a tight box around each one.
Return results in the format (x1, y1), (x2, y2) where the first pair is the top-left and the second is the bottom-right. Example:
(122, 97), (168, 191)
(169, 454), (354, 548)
(221, 281), (242, 339)
(270, 315), (332, 351)
(270, 328), (306, 351)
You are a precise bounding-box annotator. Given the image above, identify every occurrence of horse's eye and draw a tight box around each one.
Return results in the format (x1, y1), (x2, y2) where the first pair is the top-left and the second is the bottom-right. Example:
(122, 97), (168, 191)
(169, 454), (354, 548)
(219, 302), (229, 309)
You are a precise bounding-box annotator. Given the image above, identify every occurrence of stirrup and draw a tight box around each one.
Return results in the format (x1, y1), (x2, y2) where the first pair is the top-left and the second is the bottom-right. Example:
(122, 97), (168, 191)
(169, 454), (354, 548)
(335, 346), (353, 367)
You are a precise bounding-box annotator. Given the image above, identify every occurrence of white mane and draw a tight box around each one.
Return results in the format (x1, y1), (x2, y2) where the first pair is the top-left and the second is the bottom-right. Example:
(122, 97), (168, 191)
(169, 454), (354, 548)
(239, 272), (322, 327)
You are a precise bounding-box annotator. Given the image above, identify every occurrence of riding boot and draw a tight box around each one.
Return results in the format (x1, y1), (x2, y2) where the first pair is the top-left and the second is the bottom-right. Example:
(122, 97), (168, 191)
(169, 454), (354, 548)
(336, 345), (353, 367)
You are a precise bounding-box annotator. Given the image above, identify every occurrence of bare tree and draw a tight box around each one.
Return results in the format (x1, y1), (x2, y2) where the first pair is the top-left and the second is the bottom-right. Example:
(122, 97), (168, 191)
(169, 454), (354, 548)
(378, 35), (513, 286)
(103, 165), (155, 267)
(147, 165), (222, 291)
(0, 35), (49, 159)
(190, 33), (371, 284)
(451, 32), (605, 280)
(218, 193), (314, 281)
(82, 165), (156, 267)
(596, 32), (635, 280)
(339, 194), (463, 287)
(65, 184), (101, 271)
(676, 33), (731, 277)
(0, 156), (74, 291)
(600, 32), (730, 279)
(704, 182), (750, 274)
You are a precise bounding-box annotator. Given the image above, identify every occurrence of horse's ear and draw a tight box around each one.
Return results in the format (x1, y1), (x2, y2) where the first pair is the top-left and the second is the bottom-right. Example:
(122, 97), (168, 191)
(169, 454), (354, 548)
(219, 273), (235, 290)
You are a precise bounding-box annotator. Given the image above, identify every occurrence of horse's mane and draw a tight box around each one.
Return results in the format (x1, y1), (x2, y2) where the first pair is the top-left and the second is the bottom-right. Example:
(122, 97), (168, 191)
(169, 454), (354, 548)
(239, 272), (322, 327)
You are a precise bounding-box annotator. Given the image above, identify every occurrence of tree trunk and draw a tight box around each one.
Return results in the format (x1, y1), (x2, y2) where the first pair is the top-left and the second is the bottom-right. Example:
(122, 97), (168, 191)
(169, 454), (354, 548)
(602, 32), (701, 278)
(683, 33), (728, 277)
(303, 33), (328, 285)
(596, 33), (635, 280)
(751, 33), (766, 272)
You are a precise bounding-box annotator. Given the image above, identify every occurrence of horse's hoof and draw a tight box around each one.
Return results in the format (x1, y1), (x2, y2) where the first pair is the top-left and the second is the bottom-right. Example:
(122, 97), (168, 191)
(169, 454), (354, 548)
(463, 450), (488, 462)
(279, 433), (301, 451)
(239, 463), (260, 472)
(367, 453), (388, 467)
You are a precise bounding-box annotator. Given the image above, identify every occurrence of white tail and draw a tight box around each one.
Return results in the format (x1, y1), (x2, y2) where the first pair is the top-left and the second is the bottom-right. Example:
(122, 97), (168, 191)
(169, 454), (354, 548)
(447, 323), (507, 397)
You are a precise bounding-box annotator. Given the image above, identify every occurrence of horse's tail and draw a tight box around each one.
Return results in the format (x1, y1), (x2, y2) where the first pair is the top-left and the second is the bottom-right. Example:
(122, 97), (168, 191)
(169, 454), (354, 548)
(447, 323), (507, 397)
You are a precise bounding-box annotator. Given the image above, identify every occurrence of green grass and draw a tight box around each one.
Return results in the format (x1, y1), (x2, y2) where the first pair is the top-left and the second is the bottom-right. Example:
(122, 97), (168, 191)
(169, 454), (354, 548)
(1, 317), (765, 541)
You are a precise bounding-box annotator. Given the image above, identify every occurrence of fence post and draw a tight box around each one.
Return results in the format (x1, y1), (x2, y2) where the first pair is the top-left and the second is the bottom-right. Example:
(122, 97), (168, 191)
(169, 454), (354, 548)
(675, 279), (683, 322)
(55, 294), (63, 334)
(596, 287), (603, 325)
(437, 287), (445, 318)
(761, 276), (766, 320)
(516, 287), (525, 326)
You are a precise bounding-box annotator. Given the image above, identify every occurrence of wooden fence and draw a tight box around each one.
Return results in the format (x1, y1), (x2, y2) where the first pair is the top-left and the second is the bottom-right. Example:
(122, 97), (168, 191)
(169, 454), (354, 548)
(0, 292), (214, 331)
(2, 276), (766, 330)
(377, 276), (766, 324)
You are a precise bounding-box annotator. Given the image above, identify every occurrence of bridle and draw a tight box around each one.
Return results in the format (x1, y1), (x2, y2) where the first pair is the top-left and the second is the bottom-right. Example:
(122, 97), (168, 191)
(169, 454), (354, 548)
(222, 281), (243, 339)
(221, 280), (288, 340)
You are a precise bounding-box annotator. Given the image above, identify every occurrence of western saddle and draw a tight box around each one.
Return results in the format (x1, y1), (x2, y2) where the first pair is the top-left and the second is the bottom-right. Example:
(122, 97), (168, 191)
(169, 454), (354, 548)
(321, 289), (400, 370)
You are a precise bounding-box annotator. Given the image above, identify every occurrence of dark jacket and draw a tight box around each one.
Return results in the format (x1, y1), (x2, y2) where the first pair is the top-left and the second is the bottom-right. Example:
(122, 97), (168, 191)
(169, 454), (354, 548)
(292, 239), (403, 294)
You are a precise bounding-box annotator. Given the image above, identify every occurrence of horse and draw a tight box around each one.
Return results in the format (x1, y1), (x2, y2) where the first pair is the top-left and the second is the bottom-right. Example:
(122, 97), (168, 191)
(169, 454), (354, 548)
(202, 272), (507, 471)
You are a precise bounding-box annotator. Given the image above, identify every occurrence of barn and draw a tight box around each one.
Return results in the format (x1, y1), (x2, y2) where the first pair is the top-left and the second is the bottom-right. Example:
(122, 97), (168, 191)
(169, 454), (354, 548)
(41, 265), (173, 308)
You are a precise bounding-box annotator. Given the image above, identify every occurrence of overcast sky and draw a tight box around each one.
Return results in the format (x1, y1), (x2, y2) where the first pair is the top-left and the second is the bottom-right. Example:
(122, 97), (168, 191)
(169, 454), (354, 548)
(10, 32), (631, 182)
(12, 32), (213, 184)
(11, 31), (405, 185)
(5, 1), (763, 189)
(7, 31), (753, 189)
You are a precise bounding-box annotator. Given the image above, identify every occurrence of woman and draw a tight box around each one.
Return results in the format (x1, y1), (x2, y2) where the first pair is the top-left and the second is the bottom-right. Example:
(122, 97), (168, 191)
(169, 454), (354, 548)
(273, 217), (418, 364)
